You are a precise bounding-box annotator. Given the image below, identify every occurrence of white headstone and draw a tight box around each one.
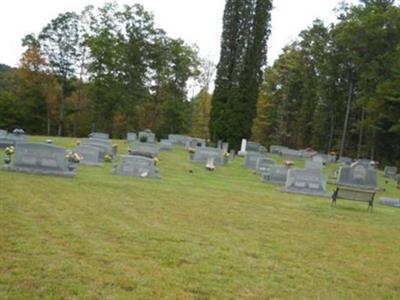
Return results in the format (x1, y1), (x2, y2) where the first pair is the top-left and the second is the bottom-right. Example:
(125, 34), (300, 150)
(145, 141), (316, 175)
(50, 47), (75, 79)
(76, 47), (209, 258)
(238, 139), (247, 156)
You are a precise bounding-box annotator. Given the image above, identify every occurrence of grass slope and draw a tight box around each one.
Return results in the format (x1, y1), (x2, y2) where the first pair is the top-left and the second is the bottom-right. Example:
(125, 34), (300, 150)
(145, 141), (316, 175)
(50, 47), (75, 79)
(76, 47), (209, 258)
(1, 136), (400, 299)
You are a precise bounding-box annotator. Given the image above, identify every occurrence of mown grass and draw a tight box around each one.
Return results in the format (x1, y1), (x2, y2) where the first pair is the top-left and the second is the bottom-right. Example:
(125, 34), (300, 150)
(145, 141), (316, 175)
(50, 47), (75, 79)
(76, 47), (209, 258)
(1, 136), (400, 299)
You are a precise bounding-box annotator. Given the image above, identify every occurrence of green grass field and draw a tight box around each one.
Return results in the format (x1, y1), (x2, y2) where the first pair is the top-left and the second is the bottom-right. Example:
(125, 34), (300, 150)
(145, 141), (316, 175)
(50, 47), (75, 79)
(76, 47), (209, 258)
(1, 136), (400, 299)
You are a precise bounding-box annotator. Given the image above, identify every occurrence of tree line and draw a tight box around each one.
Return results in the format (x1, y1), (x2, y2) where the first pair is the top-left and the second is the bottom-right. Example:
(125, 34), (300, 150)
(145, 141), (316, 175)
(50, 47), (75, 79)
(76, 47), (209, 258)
(1, 0), (400, 165)
(251, 0), (400, 165)
(0, 3), (206, 138)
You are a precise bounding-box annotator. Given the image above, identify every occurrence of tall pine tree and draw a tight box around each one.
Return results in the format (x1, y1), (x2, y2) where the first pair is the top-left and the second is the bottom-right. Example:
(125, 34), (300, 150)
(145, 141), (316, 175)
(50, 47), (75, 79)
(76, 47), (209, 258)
(209, 0), (272, 149)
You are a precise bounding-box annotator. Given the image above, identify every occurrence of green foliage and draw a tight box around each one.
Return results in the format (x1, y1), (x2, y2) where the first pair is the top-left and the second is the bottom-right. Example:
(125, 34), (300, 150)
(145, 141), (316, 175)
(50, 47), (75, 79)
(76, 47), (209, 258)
(210, 0), (273, 150)
(252, 1), (400, 165)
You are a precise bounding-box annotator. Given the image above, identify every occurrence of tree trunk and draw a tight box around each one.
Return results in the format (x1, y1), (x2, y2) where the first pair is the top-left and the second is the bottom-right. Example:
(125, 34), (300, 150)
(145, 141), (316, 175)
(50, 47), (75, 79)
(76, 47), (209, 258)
(327, 108), (335, 153)
(357, 107), (366, 158)
(339, 79), (353, 158)
(58, 95), (64, 137)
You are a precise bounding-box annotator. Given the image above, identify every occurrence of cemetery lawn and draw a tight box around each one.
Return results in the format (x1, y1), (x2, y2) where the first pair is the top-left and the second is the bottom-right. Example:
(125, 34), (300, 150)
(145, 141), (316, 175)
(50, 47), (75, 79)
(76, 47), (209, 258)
(1, 136), (400, 299)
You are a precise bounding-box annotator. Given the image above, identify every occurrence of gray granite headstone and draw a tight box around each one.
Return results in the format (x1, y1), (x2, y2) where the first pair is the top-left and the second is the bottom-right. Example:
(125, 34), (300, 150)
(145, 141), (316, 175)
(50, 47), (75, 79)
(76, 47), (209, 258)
(262, 165), (290, 185)
(129, 142), (159, 158)
(0, 129), (6, 137)
(244, 152), (265, 169)
(283, 168), (328, 197)
(75, 145), (103, 166)
(113, 155), (160, 179)
(168, 134), (192, 146)
(270, 145), (288, 155)
(3, 143), (76, 177)
(81, 138), (111, 158)
(192, 147), (225, 165)
(159, 139), (173, 151)
(185, 138), (206, 149)
(256, 157), (276, 174)
(222, 142), (229, 153)
(301, 149), (318, 159)
(384, 166), (397, 179)
(246, 142), (267, 153)
(138, 130), (156, 143)
(356, 159), (375, 169)
(0, 137), (16, 148)
(380, 197), (400, 207)
(280, 148), (302, 159)
(229, 149), (235, 161)
(337, 162), (378, 190)
(338, 157), (352, 165)
(127, 132), (137, 142)
(89, 132), (109, 140)
(306, 160), (324, 170)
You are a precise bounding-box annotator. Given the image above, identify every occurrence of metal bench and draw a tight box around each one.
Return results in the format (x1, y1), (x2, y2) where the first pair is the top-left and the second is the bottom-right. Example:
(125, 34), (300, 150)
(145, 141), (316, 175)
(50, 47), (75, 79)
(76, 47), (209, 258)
(331, 186), (376, 212)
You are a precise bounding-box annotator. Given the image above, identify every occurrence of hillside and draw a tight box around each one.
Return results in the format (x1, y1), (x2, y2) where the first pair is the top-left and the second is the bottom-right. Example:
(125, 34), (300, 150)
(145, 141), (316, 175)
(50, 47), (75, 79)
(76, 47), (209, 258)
(1, 136), (400, 299)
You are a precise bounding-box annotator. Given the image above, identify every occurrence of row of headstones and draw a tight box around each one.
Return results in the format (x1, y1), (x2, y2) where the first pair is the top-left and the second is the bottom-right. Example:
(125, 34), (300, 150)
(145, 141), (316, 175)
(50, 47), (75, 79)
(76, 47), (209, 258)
(243, 151), (378, 198)
(3, 141), (161, 179)
(0, 129), (27, 148)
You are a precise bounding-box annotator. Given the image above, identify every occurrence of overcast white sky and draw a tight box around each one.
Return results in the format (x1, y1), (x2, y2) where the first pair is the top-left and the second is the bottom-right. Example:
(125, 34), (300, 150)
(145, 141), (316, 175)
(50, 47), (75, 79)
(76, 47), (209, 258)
(0, 0), (361, 68)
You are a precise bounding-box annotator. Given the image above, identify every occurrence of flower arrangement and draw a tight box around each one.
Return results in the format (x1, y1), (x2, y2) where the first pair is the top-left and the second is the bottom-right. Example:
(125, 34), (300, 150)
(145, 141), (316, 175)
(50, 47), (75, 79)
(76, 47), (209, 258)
(104, 154), (113, 162)
(284, 160), (295, 167)
(65, 151), (81, 164)
(223, 152), (230, 159)
(188, 147), (196, 154)
(154, 157), (159, 166)
(5, 146), (14, 156)
(4, 146), (14, 164)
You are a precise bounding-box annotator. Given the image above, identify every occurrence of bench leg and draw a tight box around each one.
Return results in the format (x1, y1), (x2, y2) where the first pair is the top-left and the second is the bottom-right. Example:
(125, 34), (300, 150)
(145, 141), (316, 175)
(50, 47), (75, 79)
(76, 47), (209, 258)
(368, 200), (373, 213)
(331, 188), (338, 207)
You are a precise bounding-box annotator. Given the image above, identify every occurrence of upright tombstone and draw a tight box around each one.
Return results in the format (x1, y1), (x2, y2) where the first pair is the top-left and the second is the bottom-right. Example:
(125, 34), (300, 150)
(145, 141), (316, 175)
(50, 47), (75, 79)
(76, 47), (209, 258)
(305, 160), (324, 170)
(262, 165), (290, 185)
(301, 149), (318, 159)
(337, 162), (378, 190)
(217, 140), (222, 149)
(81, 138), (111, 159)
(0, 129), (7, 137)
(312, 155), (326, 166)
(246, 142), (262, 153)
(270, 145), (288, 155)
(75, 145), (103, 166)
(89, 132), (109, 140)
(159, 139), (173, 151)
(356, 159), (375, 169)
(6, 129), (27, 145)
(3, 143), (76, 177)
(280, 148), (302, 159)
(222, 142), (229, 153)
(384, 166), (397, 179)
(238, 139), (247, 156)
(191, 147), (225, 165)
(283, 168), (328, 197)
(127, 132), (137, 142)
(244, 152), (265, 170)
(185, 138), (206, 150)
(168, 134), (192, 146)
(129, 142), (158, 158)
(256, 157), (276, 174)
(113, 155), (160, 179)
(0, 136), (16, 148)
(229, 149), (236, 161)
(338, 157), (352, 165)
(206, 156), (215, 171)
(138, 130), (156, 143)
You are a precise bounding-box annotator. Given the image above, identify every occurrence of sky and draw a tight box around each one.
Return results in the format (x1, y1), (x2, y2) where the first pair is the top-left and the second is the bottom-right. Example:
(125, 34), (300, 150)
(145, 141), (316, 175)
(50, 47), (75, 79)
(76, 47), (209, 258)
(0, 0), (361, 68)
